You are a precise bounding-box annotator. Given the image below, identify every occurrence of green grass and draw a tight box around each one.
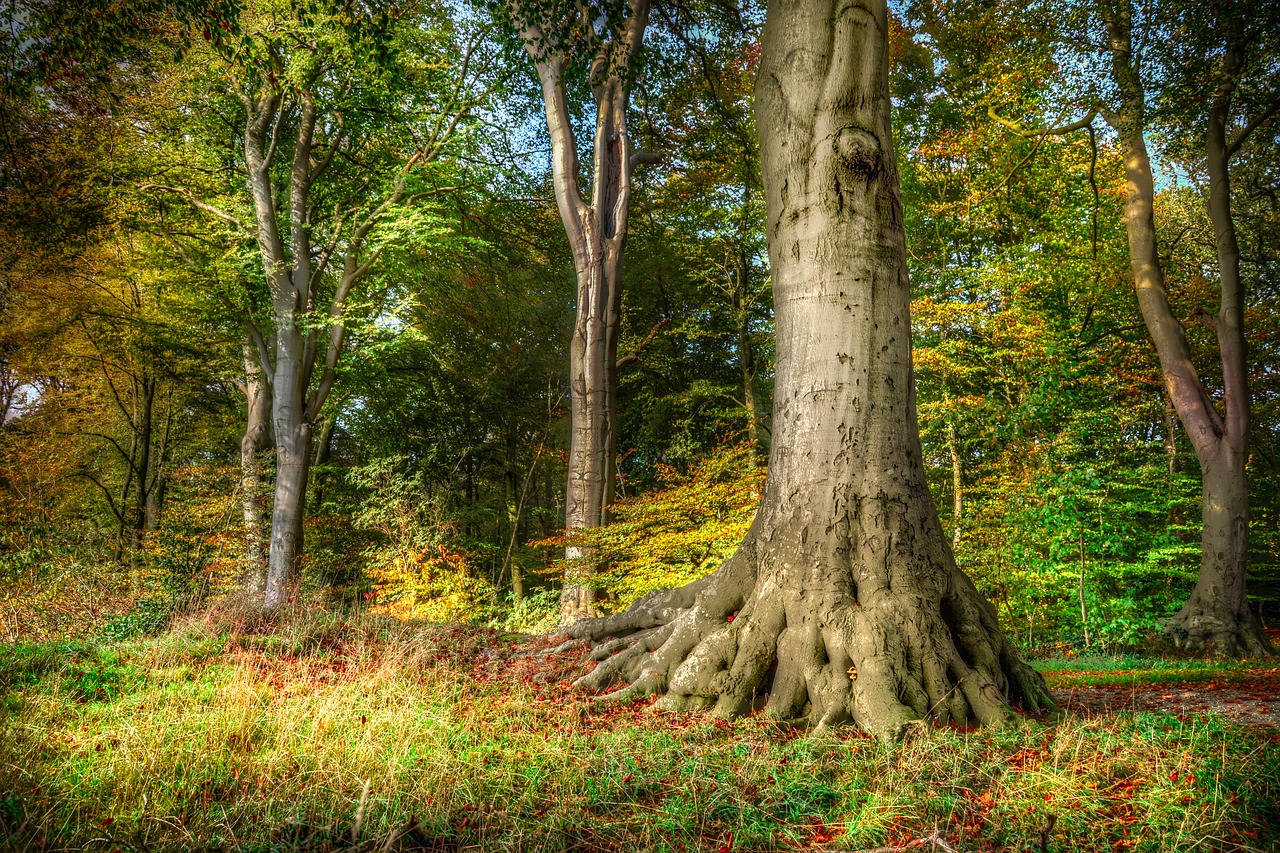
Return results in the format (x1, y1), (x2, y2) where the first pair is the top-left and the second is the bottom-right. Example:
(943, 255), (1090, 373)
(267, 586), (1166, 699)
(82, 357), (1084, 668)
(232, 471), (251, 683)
(1, 607), (1278, 852)
(1035, 653), (1280, 689)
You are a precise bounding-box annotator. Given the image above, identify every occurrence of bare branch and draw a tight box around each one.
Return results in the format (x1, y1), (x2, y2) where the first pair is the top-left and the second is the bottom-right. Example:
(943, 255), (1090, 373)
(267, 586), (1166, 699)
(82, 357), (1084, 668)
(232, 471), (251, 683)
(616, 317), (670, 370)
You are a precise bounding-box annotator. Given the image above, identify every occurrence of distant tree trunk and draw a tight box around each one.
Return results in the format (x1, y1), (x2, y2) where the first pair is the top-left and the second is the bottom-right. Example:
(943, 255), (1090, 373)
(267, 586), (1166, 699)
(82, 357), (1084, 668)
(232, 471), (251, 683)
(943, 386), (963, 547)
(310, 413), (336, 513)
(565, 0), (1055, 739)
(130, 377), (155, 565)
(144, 387), (174, 534)
(505, 463), (524, 604)
(734, 236), (766, 459)
(241, 339), (272, 597)
(144, 476), (166, 532)
(1099, 0), (1271, 656)
(514, 0), (653, 623)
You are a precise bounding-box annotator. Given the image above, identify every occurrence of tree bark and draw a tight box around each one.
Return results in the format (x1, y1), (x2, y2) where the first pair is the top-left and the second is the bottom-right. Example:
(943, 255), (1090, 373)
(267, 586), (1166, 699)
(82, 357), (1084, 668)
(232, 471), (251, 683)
(1099, 0), (1271, 655)
(241, 339), (272, 597)
(515, 3), (652, 623)
(563, 0), (1055, 739)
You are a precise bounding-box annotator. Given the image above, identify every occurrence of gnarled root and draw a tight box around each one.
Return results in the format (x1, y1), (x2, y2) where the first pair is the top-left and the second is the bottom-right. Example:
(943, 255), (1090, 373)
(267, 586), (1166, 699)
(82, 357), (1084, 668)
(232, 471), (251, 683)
(566, 540), (1057, 741)
(1166, 596), (1274, 658)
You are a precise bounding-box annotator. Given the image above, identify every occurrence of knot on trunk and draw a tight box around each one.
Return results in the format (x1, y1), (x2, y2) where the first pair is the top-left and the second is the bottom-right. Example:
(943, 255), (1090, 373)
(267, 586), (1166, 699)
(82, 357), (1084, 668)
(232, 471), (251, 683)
(834, 126), (881, 180)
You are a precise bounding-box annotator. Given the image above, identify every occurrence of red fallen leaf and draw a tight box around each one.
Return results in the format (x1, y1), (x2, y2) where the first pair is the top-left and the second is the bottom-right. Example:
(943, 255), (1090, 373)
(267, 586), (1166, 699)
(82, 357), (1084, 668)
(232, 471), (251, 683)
(101, 817), (114, 829)
(361, 715), (367, 724)
(1169, 772), (1178, 782)
(718, 831), (734, 852)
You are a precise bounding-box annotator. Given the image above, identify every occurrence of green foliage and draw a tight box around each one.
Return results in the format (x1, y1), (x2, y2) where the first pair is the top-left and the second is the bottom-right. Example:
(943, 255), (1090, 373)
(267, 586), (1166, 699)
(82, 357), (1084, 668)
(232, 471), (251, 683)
(349, 456), (497, 622)
(485, 587), (562, 635)
(547, 442), (763, 610)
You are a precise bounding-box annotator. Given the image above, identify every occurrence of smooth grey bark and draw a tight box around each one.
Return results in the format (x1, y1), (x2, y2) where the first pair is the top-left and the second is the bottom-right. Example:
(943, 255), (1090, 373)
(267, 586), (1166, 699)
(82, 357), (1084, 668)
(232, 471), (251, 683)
(240, 339), (272, 597)
(1097, 0), (1271, 656)
(514, 0), (652, 623)
(564, 0), (1054, 739)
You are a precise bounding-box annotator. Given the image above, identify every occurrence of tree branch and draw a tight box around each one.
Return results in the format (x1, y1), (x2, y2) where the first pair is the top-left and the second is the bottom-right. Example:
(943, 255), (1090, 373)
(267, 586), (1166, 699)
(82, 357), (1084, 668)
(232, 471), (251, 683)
(137, 185), (251, 233)
(616, 317), (670, 370)
(1226, 90), (1280, 160)
(987, 105), (1099, 138)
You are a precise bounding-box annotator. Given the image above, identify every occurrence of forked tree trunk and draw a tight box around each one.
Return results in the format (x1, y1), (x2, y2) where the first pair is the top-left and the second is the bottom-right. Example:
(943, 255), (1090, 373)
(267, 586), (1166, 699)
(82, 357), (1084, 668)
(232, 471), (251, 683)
(515, 2), (652, 623)
(1099, 0), (1271, 655)
(565, 0), (1055, 739)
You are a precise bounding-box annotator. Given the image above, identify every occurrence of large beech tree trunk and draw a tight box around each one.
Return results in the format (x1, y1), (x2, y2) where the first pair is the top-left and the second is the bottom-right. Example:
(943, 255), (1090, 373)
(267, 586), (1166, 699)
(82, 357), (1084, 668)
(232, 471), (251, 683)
(564, 0), (1055, 739)
(1099, 0), (1271, 656)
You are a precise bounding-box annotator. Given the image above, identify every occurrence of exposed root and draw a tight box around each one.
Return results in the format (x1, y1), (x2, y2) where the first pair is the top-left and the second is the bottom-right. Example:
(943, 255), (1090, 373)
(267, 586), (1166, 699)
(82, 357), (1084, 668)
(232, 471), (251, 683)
(565, 537), (1057, 741)
(1166, 598), (1274, 658)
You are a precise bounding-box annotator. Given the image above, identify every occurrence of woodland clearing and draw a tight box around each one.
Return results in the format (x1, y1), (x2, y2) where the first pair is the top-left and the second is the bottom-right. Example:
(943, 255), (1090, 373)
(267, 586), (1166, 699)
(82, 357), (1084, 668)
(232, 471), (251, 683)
(1, 607), (1277, 853)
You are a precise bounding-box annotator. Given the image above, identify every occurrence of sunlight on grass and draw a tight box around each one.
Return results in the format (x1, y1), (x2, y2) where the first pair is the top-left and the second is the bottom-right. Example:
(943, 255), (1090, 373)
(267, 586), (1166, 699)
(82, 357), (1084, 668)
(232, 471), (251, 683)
(2, 608), (1278, 851)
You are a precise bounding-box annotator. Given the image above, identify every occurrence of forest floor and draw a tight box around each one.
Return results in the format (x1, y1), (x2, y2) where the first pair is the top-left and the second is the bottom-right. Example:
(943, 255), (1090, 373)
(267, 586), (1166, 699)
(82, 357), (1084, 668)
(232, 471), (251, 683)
(1037, 644), (1280, 729)
(1, 605), (1278, 853)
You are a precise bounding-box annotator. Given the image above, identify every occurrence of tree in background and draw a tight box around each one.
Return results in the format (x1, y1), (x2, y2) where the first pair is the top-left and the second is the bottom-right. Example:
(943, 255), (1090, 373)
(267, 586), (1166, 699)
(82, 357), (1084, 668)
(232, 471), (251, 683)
(1088, 0), (1275, 654)
(892, 0), (1196, 649)
(140, 0), (496, 607)
(510, 0), (657, 622)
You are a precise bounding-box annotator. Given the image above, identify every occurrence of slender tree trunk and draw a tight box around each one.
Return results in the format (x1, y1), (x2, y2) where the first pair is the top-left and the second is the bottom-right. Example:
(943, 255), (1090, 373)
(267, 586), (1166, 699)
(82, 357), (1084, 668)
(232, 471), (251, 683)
(944, 387), (963, 547)
(113, 427), (138, 565)
(516, 9), (652, 623)
(264, 320), (311, 609)
(1079, 531), (1090, 646)
(505, 464), (524, 604)
(144, 477), (166, 532)
(310, 414), (336, 513)
(734, 241), (766, 459)
(130, 378), (155, 565)
(1100, 0), (1270, 655)
(565, 0), (1054, 738)
(144, 388), (173, 534)
(241, 340), (272, 597)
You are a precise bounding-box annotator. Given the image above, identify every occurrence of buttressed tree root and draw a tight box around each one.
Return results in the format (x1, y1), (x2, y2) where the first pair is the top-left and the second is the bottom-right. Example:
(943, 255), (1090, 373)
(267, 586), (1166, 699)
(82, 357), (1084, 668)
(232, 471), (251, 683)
(557, 0), (1057, 740)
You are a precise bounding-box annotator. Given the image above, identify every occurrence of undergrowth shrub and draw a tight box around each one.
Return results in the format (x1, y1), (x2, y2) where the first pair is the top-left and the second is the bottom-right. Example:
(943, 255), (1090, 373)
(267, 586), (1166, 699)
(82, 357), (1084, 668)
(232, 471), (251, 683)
(538, 442), (764, 612)
(349, 456), (496, 622)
